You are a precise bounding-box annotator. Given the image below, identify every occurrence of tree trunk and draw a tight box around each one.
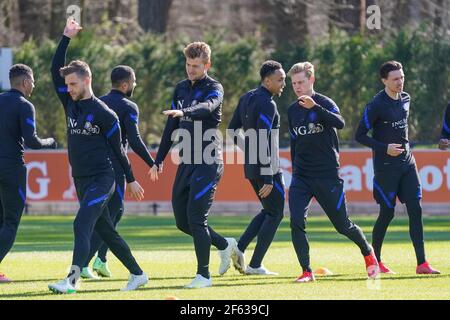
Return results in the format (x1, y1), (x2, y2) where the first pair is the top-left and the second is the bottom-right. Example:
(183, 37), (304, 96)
(359, 0), (366, 34)
(258, 0), (308, 48)
(0, 0), (24, 46)
(49, 0), (68, 39)
(17, 0), (52, 40)
(330, 0), (360, 34)
(138, 0), (173, 33)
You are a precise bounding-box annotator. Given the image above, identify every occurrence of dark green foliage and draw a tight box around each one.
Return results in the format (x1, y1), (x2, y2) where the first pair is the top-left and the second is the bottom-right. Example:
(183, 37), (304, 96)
(9, 24), (449, 147)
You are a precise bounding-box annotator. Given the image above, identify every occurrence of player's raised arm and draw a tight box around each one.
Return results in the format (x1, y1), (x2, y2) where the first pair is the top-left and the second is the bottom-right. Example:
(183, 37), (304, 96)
(51, 18), (82, 108)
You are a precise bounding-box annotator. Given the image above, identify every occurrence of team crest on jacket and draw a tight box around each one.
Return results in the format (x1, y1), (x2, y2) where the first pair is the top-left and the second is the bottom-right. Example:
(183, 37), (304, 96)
(83, 120), (100, 135)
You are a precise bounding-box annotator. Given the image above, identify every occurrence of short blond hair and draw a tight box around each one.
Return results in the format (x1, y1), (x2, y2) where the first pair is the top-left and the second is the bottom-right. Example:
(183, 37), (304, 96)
(288, 62), (315, 78)
(183, 42), (211, 63)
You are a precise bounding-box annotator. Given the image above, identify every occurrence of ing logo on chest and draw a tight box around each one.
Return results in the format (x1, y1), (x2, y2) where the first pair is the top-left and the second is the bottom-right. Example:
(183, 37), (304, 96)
(67, 114), (100, 136)
(292, 123), (324, 136)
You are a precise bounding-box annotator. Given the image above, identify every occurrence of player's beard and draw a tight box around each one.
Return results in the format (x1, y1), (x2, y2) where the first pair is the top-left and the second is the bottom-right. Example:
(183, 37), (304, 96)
(71, 88), (85, 101)
(189, 72), (206, 82)
(125, 88), (134, 97)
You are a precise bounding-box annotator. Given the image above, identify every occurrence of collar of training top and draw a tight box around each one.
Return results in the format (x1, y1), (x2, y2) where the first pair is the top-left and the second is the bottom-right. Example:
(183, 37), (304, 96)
(77, 95), (96, 106)
(110, 89), (125, 96)
(382, 89), (405, 103)
(258, 85), (273, 98)
(188, 75), (209, 87)
(9, 88), (25, 97)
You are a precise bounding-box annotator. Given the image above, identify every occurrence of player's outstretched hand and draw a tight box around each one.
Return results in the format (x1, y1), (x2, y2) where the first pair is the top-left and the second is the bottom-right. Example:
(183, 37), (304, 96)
(298, 95), (315, 109)
(47, 138), (58, 149)
(163, 110), (184, 118)
(259, 184), (273, 199)
(128, 181), (144, 200)
(149, 165), (159, 182)
(64, 17), (82, 39)
(438, 139), (449, 150)
(387, 143), (404, 157)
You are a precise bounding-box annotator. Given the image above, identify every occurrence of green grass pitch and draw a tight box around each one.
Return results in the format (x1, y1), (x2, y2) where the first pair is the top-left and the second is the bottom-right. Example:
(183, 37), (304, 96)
(0, 215), (449, 300)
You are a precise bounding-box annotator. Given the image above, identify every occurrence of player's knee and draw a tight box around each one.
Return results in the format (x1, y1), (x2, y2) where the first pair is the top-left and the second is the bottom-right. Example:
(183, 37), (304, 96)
(73, 215), (91, 236)
(73, 219), (83, 235)
(386, 212), (395, 223)
(96, 227), (119, 244)
(176, 221), (190, 234)
(188, 220), (206, 233)
(334, 220), (355, 235)
(177, 224), (190, 234)
(113, 210), (124, 225)
(2, 223), (19, 240)
(2, 217), (20, 232)
(290, 217), (306, 232)
(274, 210), (284, 223)
(335, 227), (350, 236)
(406, 200), (422, 211)
(265, 208), (284, 220)
(405, 200), (422, 222)
(380, 206), (395, 221)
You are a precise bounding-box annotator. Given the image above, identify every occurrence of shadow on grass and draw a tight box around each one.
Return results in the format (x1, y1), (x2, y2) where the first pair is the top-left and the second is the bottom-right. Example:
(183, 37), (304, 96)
(2, 273), (448, 299)
(308, 274), (450, 282)
(0, 280), (324, 299)
(5, 278), (60, 283)
(10, 216), (450, 252)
